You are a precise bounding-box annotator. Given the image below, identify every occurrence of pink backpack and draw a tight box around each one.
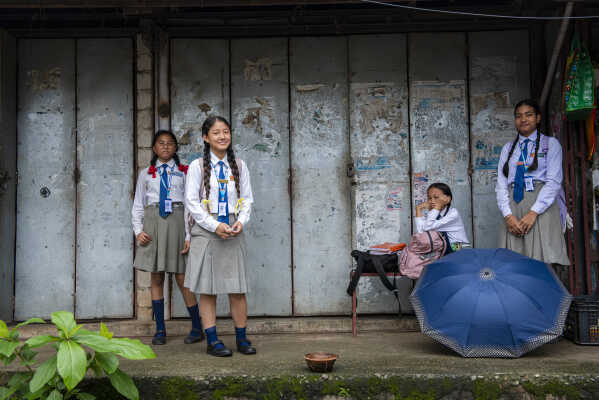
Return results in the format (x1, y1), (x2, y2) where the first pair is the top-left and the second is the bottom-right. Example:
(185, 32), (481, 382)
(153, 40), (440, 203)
(399, 231), (447, 279)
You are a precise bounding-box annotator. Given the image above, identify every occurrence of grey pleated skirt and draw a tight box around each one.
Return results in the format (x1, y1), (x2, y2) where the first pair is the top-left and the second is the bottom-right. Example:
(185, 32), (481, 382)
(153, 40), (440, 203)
(184, 220), (249, 295)
(498, 183), (570, 265)
(133, 205), (187, 274)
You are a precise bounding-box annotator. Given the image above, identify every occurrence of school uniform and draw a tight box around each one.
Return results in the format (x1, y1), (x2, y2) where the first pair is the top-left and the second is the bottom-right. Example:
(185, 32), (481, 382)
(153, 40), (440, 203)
(132, 159), (190, 274)
(414, 206), (470, 253)
(495, 130), (570, 265)
(184, 153), (253, 295)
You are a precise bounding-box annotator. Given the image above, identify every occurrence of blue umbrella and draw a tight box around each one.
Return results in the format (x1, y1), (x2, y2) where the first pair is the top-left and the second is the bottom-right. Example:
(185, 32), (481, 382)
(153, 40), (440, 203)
(410, 248), (572, 358)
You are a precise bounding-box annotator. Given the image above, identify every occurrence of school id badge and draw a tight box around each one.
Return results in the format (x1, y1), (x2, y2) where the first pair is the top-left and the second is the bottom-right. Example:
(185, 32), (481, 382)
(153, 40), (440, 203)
(164, 198), (173, 213)
(524, 176), (534, 192)
(218, 201), (227, 217)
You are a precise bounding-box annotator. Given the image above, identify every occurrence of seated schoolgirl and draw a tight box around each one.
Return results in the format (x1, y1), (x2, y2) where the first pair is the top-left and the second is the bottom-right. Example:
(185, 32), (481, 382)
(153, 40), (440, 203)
(414, 182), (470, 255)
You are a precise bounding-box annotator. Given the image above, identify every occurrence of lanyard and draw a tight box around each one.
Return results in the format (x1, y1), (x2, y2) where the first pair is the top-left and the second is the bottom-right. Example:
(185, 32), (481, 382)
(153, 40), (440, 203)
(518, 139), (535, 169)
(211, 161), (229, 201)
(159, 164), (174, 194)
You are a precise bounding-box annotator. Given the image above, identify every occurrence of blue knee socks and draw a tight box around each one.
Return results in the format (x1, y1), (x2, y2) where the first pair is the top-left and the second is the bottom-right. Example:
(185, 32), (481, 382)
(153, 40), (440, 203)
(205, 326), (224, 349)
(186, 304), (203, 336)
(235, 327), (249, 346)
(152, 299), (166, 336)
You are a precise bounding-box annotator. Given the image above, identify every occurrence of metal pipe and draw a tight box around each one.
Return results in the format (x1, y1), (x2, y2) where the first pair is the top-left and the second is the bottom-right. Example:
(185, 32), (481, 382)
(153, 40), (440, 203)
(539, 1), (574, 109)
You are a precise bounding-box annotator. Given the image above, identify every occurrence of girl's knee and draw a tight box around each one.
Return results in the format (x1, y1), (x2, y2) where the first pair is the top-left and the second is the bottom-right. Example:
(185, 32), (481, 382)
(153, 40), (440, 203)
(151, 272), (165, 284)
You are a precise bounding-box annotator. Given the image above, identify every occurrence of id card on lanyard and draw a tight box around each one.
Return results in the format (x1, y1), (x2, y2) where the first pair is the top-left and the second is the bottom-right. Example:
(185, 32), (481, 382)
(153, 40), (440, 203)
(160, 165), (174, 213)
(212, 162), (229, 217)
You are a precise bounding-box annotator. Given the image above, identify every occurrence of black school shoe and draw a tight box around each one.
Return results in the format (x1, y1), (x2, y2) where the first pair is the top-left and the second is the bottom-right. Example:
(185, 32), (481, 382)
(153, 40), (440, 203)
(207, 340), (233, 357)
(237, 338), (257, 355)
(151, 331), (167, 345)
(184, 329), (205, 344)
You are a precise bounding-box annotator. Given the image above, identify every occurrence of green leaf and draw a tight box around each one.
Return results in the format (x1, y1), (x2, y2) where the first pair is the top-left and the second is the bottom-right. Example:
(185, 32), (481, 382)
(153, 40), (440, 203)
(24, 387), (47, 400)
(108, 369), (138, 400)
(16, 318), (45, 329)
(76, 393), (95, 400)
(47, 389), (63, 400)
(8, 329), (18, 340)
(109, 338), (155, 360)
(0, 321), (8, 339)
(2, 353), (16, 366)
(99, 323), (113, 340)
(51, 312), (77, 338)
(89, 359), (104, 378)
(30, 355), (57, 393)
(94, 352), (118, 374)
(57, 341), (87, 391)
(20, 346), (37, 362)
(25, 335), (59, 349)
(69, 325), (83, 337)
(0, 385), (18, 400)
(72, 333), (115, 353)
(0, 340), (19, 357)
(7, 371), (29, 387)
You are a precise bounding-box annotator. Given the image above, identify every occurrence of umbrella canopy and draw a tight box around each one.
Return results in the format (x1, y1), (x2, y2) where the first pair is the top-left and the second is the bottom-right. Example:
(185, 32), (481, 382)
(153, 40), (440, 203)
(410, 248), (572, 358)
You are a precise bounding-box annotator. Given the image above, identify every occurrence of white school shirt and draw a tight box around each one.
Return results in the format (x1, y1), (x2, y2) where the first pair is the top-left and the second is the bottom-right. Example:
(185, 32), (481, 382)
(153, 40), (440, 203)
(414, 207), (470, 245)
(131, 158), (190, 241)
(495, 131), (563, 218)
(185, 152), (253, 233)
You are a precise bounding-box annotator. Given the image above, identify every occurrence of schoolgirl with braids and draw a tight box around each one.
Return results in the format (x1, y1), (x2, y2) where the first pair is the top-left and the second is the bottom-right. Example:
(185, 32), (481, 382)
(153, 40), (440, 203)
(184, 116), (256, 357)
(495, 99), (569, 265)
(132, 130), (205, 346)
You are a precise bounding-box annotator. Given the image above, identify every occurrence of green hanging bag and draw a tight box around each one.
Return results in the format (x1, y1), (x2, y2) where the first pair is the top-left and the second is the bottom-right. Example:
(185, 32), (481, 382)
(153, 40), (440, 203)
(564, 35), (595, 121)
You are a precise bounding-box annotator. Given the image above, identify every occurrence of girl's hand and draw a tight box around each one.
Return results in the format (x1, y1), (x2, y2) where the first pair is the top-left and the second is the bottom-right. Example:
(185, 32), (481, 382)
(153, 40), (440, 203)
(505, 215), (523, 236)
(215, 223), (233, 239)
(431, 198), (444, 211)
(136, 232), (152, 246)
(519, 211), (538, 235)
(231, 221), (243, 235)
(181, 240), (190, 254)
(415, 201), (430, 217)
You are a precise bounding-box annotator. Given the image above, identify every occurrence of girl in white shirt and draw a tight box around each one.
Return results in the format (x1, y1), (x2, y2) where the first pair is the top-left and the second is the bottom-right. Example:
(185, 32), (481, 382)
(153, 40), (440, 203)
(184, 116), (255, 357)
(414, 182), (470, 254)
(495, 99), (569, 265)
(132, 130), (204, 346)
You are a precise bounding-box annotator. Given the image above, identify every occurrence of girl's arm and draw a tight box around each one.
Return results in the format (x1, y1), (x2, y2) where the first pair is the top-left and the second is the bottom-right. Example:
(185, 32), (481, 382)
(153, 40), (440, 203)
(236, 159), (254, 227)
(184, 160), (220, 232)
(419, 208), (460, 232)
(131, 170), (147, 237)
(495, 143), (513, 218)
(530, 137), (563, 215)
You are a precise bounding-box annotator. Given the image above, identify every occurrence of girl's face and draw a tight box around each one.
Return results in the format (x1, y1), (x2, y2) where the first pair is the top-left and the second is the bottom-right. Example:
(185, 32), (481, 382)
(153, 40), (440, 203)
(427, 187), (450, 205)
(514, 104), (541, 137)
(152, 133), (177, 163)
(203, 120), (231, 155)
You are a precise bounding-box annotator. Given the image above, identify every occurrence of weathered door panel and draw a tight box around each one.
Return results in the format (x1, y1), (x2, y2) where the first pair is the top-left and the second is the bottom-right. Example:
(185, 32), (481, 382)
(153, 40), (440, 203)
(290, 37), (351, 315)
(171, 39), (231, 317)
(230, 38), (292, 315)
(0, 31), (16, 321)
(16, 39), (76, 319)
(349, 34), (413, 313)
(76, 39), (134, 319)
(469, 31), (530, 248)
(409, 33), (472, 243)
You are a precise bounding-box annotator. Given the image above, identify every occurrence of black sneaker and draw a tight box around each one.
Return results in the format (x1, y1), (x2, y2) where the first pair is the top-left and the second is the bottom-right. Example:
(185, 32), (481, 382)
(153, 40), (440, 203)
(236, 338), (256, 355)
(151, 331), (167, 345)
(207, 340), (232, 357)
(184, 329), (205, 344)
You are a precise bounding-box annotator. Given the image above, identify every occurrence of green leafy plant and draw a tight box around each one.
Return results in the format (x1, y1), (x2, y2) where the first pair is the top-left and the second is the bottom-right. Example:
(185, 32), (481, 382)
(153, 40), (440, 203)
(0, 311), (155, 400)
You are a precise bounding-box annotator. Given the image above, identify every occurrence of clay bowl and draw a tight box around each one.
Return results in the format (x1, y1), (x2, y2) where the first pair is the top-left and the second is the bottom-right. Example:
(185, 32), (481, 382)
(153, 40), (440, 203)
(304, 352), (338, 373)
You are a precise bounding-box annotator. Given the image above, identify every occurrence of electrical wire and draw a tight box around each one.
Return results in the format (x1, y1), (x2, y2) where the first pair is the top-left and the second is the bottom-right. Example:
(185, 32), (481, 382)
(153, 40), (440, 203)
(358, 0), (599, 20)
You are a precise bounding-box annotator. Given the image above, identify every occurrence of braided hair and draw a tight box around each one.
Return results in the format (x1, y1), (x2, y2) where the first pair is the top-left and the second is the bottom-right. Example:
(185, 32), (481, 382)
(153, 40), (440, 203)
(501, 99), (541, 178)
(427, 182), (452, 217)
(201, 116), (241, 200)
(150, 130), (181, 167)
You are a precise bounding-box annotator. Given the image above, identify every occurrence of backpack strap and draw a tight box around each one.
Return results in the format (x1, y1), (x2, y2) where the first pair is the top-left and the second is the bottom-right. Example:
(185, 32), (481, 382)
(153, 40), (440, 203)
(369, 253), (403, 316)
(347, 250), (367, 296)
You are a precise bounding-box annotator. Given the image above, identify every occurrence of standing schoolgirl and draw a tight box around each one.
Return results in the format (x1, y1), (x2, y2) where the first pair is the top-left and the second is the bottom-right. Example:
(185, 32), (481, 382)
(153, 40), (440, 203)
(414, 182), (470, 254)
(495, 99), (570, 265)
(184, 116), (255, 357)
(132, 130), (205, 345)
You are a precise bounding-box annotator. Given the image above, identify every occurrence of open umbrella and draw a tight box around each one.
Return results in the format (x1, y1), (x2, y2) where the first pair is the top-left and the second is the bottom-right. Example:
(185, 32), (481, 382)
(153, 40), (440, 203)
(410, 248), (572, 358)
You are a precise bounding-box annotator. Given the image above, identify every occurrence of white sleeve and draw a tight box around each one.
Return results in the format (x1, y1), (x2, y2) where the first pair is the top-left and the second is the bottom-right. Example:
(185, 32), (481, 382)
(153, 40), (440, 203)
(531, 137), (563, 215)
(419, 208), (459, 232)
(185, 160), (220, 233)
(131, 170), (146, 237)
(237, 160), (253, 227)
(495, 142), (513, 217)
(414, 216), (426, 233)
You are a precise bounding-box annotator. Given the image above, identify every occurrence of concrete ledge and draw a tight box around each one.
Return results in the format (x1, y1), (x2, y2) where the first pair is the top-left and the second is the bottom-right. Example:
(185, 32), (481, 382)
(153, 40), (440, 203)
(11, 315), (419, 339)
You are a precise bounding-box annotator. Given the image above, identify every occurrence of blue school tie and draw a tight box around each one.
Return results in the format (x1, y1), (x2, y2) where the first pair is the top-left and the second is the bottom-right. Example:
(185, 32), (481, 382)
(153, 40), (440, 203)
(217, 161), (229, 223)
(513, 139), (530, 204)
(159, 163), (169, 218)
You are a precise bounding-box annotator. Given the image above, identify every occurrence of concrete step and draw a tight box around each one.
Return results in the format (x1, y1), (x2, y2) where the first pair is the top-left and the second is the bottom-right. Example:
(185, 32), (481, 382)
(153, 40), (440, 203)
(12, 315), (420, 339)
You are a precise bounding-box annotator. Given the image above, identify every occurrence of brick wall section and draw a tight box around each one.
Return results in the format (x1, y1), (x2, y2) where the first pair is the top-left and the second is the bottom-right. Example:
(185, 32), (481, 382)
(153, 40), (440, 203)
(135, 33), (154, 321)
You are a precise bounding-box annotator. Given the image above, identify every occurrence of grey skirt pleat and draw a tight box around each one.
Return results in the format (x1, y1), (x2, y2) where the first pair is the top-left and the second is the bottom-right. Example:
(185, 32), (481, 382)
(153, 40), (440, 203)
(184, 222), (249, 295)
(498, 183), (570, 265)
(133, 206), (187, 274)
